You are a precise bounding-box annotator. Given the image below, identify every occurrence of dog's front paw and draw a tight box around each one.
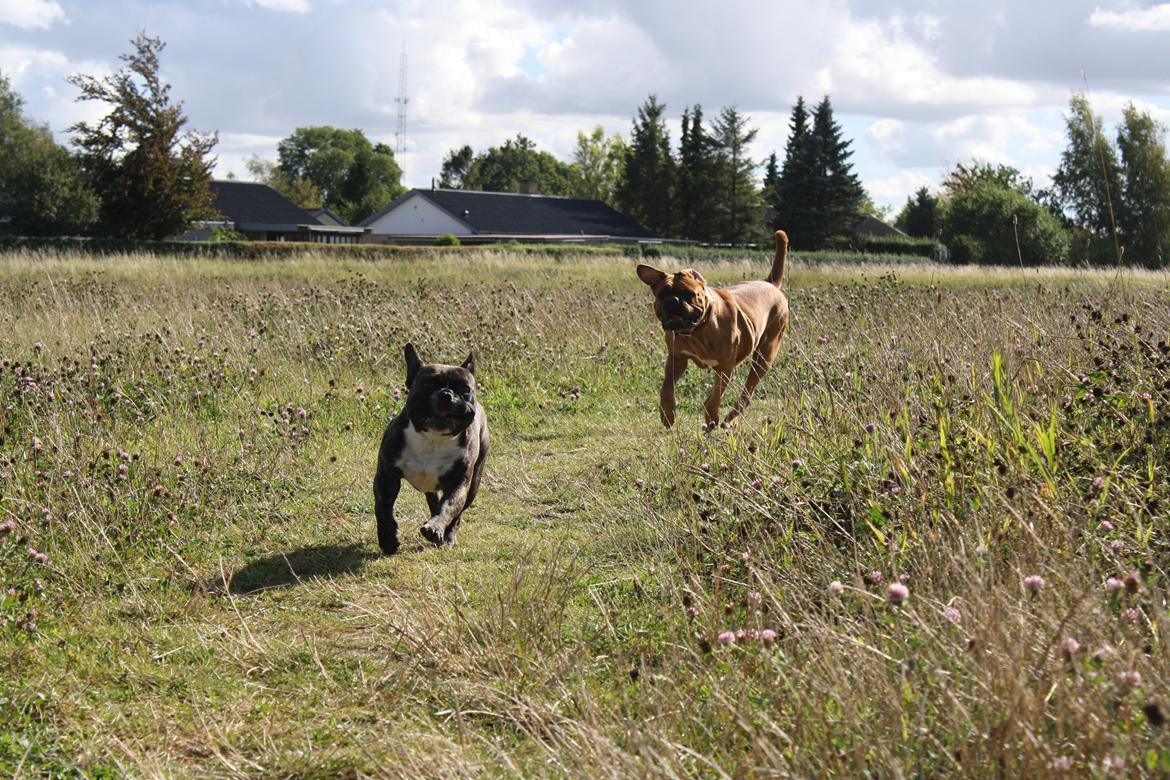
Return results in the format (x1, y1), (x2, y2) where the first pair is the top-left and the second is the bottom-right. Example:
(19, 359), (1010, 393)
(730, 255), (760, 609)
(420, 518), (445, 547)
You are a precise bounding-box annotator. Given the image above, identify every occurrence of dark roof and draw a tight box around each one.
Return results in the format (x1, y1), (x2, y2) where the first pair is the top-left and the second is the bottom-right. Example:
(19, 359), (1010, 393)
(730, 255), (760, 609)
(309, 207), (349, 227)
(359, 188), (655, 238)
(211, 180), (321, 229)
(850, 214), (906, 238)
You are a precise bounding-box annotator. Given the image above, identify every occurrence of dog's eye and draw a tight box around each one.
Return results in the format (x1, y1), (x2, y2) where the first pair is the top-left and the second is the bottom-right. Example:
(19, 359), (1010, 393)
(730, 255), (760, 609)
(447, 381), (470, 395)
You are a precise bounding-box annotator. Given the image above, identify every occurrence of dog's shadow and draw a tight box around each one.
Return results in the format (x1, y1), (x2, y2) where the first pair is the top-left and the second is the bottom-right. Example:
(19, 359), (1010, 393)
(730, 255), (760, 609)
(226, 543), (377, 594)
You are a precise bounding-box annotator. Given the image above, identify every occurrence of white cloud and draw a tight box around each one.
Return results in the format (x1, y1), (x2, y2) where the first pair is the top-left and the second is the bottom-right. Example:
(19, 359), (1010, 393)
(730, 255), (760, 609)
(251, 0), (311, 13)
(864, 170), (938, 204)
(0, 0), (65, 30)
(1088, 3), (1170, 31)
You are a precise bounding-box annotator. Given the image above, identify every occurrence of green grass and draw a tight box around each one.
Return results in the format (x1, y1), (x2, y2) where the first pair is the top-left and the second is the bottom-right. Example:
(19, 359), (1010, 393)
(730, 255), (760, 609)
(2, 249), (1170, 777)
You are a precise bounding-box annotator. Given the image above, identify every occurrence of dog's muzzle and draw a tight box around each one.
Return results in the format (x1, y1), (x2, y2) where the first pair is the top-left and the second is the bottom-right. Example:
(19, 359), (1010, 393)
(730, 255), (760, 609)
(661, 310), (703, 331)
(427, 390), (475, 431)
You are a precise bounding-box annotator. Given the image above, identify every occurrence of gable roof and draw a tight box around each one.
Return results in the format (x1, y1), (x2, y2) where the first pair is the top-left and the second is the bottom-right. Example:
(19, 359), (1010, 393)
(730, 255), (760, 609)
(308, 207), (349, 227)
(211, 180), (321, 230)
(359, 188), (655, 239)
(850, 214), (907, 238)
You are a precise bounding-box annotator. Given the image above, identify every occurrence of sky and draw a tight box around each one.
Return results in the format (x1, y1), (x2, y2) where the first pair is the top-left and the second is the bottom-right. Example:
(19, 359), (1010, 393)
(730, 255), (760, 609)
(2, 0), (1170, 215)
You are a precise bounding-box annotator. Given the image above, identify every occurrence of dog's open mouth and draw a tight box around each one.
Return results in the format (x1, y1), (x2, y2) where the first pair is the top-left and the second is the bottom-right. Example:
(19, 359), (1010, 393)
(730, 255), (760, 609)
(662, 312), (702, 331)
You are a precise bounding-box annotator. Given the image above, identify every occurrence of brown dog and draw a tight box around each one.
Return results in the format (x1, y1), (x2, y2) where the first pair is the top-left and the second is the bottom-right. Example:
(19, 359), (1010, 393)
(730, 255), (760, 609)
(637, 230), (790, 429)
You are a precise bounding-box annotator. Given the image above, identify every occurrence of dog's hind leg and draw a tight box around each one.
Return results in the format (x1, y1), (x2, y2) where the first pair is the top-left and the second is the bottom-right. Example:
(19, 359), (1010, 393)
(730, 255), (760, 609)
(373, 467), (402, 555)
(725, 321), (787, 427)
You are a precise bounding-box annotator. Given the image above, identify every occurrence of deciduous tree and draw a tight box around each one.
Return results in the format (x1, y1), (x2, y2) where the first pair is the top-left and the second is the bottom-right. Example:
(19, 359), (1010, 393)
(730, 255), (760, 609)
(568, 126), (627, 206)
(0, 73), (98, 235)
(439, 145), (474, 189)
(461, 134), (575, 195)
(1116, 103), (1170, 266)
(276, 126), (404, 224)
(245, 155), (323, 210)
(69, 33), (217, 239)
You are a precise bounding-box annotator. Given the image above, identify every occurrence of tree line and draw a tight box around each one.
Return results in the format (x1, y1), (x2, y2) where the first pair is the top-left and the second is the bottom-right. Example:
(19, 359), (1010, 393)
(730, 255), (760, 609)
(434, 94), (867, 249)
(895, 94), (1170, 267)
(2, 32), (1168, 266)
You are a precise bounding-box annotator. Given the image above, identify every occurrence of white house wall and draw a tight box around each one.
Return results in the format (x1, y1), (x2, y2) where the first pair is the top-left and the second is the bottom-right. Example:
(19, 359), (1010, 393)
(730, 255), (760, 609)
(366, 193), (472, 236)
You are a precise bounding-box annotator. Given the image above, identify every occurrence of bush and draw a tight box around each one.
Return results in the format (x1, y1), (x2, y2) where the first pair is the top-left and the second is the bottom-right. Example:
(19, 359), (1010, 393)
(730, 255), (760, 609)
(209, 227), (245, 243)
(941, 182), (1070, 265)
(823, 233), (948, 261)
(434, 233), (461, 247)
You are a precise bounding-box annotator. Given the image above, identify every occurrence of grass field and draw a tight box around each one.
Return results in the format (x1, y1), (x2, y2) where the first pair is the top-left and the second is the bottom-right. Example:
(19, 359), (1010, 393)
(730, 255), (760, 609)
(3, 249), (1170, 777)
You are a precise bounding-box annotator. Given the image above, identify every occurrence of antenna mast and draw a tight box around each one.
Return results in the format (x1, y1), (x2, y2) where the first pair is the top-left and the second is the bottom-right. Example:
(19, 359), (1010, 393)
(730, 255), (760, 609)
(394, 45), (409, 180)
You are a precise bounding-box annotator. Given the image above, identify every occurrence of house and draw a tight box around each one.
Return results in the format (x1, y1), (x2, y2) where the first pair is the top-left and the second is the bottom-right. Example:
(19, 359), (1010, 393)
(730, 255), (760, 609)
(358, 187), (657, 244)
(849, 214), (907, 239)
(176, 181), (368, 243)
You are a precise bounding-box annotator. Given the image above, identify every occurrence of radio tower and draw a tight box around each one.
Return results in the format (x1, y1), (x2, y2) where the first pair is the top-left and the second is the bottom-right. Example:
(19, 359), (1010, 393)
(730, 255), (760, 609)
(394, 45), (409, 181)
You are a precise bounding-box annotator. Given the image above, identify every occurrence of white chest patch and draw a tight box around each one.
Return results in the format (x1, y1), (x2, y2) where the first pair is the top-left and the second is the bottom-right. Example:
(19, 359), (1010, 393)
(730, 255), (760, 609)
(396, 422), (466, 492)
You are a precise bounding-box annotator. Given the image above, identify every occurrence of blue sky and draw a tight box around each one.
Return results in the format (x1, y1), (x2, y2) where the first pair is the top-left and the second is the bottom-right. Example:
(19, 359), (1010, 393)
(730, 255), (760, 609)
(2, 0), (1169, 214)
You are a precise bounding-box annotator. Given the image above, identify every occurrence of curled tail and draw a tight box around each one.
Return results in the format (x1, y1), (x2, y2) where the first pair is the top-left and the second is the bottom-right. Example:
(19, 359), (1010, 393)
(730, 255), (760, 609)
(767, 230), (788, 287)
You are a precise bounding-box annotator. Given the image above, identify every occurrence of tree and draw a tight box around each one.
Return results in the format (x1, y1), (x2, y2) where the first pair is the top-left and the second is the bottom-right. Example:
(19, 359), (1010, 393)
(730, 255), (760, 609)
(276, 126), (404, 224)
(675, 105), (719, 241)
(762, 151), (780, 218)
(439, 145), (474, 189)
(804, 95), (865, 248)
(1115, 103), (1170, 266)
(710, 105), (762, 243)
(895, 187), (940, 238)
(1050, 93), (1122, 239)
(0, 73), (99, 235)
(616, 94), (676, 237)
(774, 97), (815, 242)
(69, 34), (217, 240)
(939, 163), (1069, 265)
(461, 134), (575, 195)
(943, 161), (1034, 197)
(245, 155), (323, 210)
(568, 126), (627, 206)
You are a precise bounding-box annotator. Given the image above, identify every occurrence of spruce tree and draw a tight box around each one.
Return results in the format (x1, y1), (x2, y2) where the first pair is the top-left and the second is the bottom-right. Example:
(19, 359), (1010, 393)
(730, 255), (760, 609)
(676, 105), (718, 241)
(807, 95), (864, 247)
(894, 187), (940, 238)
(762, 152), (780, 221)
(775, 97), (815, 243)
(616, 95), (675, 237)
(710, 105), (762, 244)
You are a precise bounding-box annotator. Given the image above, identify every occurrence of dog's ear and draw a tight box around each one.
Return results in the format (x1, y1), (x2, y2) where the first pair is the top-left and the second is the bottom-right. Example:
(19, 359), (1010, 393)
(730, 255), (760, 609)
(461, 352), (475, 376)
(685, 268), (706, 285)
(636, 264), (666, 287)
(404, 343), (422, 388)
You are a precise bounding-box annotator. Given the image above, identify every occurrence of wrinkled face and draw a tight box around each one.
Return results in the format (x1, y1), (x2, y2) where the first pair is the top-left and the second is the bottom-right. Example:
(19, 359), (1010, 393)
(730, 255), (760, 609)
(408, 365), (478, 434)
(636, 264), (709, 331)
